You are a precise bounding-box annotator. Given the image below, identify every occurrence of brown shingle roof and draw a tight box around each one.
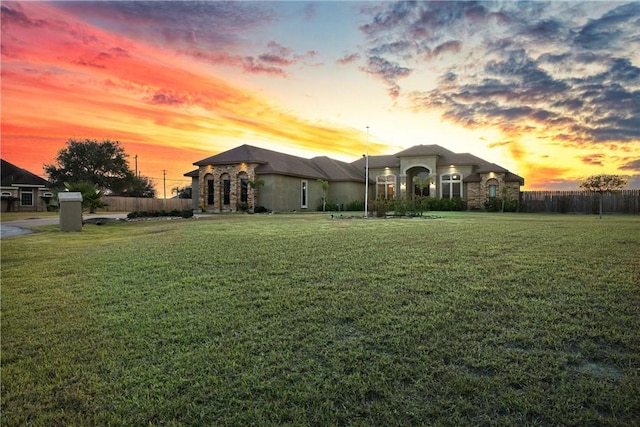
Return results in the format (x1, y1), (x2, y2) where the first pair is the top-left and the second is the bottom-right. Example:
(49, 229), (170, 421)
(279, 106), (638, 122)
(194, 144), (362, 181)
(191, 144), (523, 184)
(1, 159), (50, 187)
(310, 156), (364, 182)
(351, 155), (399, 169)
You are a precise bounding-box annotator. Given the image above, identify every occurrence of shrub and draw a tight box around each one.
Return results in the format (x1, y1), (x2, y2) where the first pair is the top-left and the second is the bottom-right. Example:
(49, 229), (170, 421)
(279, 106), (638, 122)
(346, 200), (364, 211)
(254, 206), (270, 214)
(237, 201), (249, 212)
(372, 198), (389, 217)
(429, 197), (466, 211)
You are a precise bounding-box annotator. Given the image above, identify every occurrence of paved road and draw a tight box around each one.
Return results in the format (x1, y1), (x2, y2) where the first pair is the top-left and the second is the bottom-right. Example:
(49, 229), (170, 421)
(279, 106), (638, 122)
(1, 213), (128, 239)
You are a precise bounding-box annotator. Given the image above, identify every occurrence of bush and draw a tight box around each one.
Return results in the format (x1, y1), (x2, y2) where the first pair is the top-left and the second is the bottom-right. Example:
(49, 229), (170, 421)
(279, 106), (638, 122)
(427, 197), (466, 211)
(372, 198), (389, 217)
(237, 202), (249, 212)
(254, 206), (270, 214)
(345, 200), (364, 211)
(484, 198), (518, 212)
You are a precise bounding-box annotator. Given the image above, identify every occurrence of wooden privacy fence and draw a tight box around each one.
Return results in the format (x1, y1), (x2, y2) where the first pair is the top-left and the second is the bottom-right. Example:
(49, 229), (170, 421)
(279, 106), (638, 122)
(520, 190), (640, 214)
(102, 196), (192, 212)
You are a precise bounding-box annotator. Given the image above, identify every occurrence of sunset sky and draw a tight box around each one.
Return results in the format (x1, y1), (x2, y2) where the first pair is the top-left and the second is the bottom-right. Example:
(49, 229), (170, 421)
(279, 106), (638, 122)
(2, 1), (639, 192)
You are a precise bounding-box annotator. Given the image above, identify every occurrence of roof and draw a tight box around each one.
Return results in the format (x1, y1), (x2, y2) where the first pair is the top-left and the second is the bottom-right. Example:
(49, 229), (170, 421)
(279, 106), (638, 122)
(194, 144), (364, 181)
(464, 171), (525, 185)
(351, 154), (400, 169)
(1, 159), (50, 187)
(310, 156), (363, 182)
(190, 144), (523, 184)
(394, 144), (455, 157)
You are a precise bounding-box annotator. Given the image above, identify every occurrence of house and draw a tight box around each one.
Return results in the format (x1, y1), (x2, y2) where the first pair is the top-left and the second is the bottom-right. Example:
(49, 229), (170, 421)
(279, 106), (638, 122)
(185, 144), (524, 213)
(1, 159), (54, 212)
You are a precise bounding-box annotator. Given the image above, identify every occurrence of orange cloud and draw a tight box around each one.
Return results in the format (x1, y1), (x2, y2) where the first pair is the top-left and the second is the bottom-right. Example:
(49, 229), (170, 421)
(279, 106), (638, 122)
(1, 2), (384, 191)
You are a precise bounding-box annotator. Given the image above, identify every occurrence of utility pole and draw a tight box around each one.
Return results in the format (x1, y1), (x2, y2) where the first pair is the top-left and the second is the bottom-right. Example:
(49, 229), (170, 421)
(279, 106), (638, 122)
(162, 169), (167, 199)
(364, 126), (369, 218)
(134, 154), (138, 177)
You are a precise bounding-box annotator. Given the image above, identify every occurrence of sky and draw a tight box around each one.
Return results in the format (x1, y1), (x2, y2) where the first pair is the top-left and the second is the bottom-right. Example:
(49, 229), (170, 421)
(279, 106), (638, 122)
(2, 1), (639, 193)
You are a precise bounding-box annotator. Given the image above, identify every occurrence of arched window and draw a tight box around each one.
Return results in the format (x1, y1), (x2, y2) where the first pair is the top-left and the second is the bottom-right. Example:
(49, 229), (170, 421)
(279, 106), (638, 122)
(205, 174), (214, 205)
(487, 178), (499, 199)
(441, 174), (463, 199)
(376, 175), (395, 199)
(221, 173), (231, 205)
(238, 172), (249, 203)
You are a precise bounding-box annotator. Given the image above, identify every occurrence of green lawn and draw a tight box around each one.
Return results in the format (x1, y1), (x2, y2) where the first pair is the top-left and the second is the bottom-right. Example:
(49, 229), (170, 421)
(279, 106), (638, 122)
(2, 213), (639, 426)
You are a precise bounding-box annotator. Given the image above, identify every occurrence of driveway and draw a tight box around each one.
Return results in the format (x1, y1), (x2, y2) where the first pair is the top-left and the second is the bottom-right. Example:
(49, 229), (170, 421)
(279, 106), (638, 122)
(1, 213), (128, 239)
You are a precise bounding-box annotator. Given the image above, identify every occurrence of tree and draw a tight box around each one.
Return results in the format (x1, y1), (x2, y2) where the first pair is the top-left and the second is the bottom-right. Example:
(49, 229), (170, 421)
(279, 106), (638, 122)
(45, 138), (154, 196)
(501, 185), (509, 213)
(317, 179), (329, 211)
(63, 182), (107, 213)
(120, 176), (156, 198)
(412, 174), (433, 198)
(247, 178), (265, 212)
(172, 186), (192, 199)
(579, 174), (628, 218)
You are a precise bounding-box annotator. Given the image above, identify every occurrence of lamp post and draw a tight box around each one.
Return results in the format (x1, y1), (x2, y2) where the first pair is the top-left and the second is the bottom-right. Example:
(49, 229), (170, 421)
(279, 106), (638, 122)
(364, 126), (369, 218)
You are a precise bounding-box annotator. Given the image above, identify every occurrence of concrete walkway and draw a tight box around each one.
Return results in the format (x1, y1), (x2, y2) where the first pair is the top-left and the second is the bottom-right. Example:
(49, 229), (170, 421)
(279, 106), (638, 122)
(1, 213), (128, 239)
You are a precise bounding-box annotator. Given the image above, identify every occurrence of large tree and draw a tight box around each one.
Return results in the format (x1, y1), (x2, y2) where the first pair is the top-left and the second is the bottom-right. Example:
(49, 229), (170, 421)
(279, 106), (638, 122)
(120, 176), (157, 198)
(45, 138), (154, 196)
(579, 174), (628, 218)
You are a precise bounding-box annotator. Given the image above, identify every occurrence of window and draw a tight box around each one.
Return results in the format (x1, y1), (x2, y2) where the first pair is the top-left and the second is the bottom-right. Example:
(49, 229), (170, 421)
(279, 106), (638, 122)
(487, 178), (498, 199)
(301, 180), (307, 208)
(223, 178), (231, 205)
(376, 175), (395, 199)
(441, 174), (462, 199)
(207, 177), (214, 205)
(20, 189), (33, 206)
(240, 178), (248, 203)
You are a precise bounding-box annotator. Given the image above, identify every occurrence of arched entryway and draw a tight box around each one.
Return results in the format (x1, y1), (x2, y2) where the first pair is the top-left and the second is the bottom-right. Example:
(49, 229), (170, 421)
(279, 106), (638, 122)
(406, 166), (432, 197)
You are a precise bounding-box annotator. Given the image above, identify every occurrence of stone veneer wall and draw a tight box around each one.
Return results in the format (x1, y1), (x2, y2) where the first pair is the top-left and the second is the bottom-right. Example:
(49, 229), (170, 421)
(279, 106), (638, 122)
(198, 163), (258, 212)
(466, 173), (521, 210)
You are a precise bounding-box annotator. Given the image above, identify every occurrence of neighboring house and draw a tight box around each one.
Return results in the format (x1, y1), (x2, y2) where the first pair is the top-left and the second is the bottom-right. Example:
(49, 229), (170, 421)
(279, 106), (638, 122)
(185, 144), (524, 213)
(1, 159), (53, 212)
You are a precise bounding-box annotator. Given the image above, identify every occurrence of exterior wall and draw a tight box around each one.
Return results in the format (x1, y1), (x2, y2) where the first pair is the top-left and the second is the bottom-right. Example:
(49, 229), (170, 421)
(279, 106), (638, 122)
(328, 182), (365, 209)
(198, 163), (259, 212)
(465, 182), (483, 209)
(1, 186), (52, 212)
(259, 174), (316, 212)
(466, 172), (521, 210)
(190, 177), (199, 211)
(400, 157), (438, 177)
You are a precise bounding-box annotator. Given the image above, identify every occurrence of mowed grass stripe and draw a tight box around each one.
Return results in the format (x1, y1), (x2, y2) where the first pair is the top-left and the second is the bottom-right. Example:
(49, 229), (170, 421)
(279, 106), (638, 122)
(2, 213), (639, 425)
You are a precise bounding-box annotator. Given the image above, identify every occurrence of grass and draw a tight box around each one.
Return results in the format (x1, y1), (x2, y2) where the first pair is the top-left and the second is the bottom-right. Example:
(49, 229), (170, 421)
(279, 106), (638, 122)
(2, 213), (639, 425)
(0, 211), (60, 222)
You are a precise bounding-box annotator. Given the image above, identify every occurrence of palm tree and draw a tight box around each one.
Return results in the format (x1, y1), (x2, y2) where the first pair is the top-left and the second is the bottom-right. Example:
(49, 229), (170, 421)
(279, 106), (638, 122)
(63, 181), (107, 213)
(317, 179), (329, 211)
(247, 178), (265, 212)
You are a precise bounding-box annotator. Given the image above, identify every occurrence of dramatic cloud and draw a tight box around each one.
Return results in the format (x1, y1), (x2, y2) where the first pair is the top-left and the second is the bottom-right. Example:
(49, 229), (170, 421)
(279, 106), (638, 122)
(359, 1), (640, 149)
(51, 1), (275, 50)
(620, 159), (640, 172)
(337, 52), (360, 65)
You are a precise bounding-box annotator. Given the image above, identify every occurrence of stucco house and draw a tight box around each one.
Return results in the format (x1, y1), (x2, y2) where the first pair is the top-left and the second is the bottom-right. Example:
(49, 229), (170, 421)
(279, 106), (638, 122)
(185, 144), (524, 213)
(1, 159), (53, 212)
